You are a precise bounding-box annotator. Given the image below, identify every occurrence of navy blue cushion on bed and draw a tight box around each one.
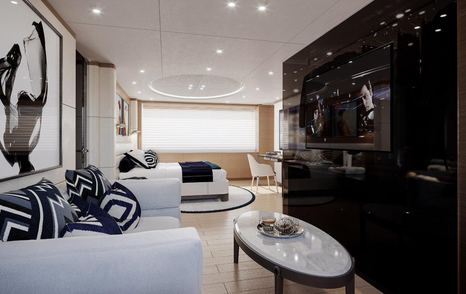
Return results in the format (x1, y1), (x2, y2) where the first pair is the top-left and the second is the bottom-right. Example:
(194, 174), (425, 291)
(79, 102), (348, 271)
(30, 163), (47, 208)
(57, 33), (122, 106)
(100, 182), (141, 232)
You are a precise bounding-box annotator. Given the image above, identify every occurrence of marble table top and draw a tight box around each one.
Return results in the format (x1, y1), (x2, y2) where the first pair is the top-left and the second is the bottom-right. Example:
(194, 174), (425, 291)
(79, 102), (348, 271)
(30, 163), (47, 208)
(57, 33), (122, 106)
(234, 211), (352, 278)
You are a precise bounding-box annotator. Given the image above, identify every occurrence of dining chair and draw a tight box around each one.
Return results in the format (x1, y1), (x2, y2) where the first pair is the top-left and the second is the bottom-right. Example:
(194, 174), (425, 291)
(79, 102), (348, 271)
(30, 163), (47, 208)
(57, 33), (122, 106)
(247, 154), (278, 192)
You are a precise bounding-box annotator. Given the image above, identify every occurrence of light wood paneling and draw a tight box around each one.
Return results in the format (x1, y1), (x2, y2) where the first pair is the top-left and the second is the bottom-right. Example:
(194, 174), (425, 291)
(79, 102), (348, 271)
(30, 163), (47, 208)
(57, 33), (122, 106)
(459, 0), (466, 292)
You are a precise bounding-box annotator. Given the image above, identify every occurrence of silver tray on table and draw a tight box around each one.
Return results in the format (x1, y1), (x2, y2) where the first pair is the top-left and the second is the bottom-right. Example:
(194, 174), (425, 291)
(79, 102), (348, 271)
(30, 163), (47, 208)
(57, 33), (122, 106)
(257, 223), (304, 239)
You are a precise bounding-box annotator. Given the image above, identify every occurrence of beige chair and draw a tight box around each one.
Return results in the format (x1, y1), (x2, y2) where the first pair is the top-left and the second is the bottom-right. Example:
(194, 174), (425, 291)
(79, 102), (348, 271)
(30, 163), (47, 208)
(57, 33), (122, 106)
(247, 154), (278, 192)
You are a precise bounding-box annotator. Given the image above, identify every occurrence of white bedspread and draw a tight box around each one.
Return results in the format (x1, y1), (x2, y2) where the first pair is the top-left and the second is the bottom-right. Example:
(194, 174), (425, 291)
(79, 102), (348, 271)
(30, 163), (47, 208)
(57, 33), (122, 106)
(119, 163), (227, 182)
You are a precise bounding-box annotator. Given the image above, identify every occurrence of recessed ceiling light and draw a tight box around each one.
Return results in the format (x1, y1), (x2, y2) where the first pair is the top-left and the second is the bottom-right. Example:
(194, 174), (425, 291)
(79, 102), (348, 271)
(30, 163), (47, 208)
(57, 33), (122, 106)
(396, 13), (404, 19)
(414, 25), (421, 30)
(440, 14), (447, 18)
(139, 69), (145, 73)
(326, 51), (333, 56)
(10, 1), (18, 4)
(137, 91), (142, 94)
(216, 49), (224, 54)
(314, 57), (318, 61)
(256, 87), (260, 91)
(293, 89), (299, 93)
(91, 8), (102, 15)
(275, 97), (280, 100)
(227, 1), (237, 8)
(268, 71), (274, 76)
(242, 95), (246, 99)
(257, 4), (267, 12)
(132, 81), (137, 85)
(206, 67), (212, 72)
(435, 28), (442, 32)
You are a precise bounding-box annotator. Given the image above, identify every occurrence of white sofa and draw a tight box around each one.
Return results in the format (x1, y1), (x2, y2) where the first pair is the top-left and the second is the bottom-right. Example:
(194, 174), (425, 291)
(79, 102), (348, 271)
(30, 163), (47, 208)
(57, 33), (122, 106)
(0, 178), (203, 294)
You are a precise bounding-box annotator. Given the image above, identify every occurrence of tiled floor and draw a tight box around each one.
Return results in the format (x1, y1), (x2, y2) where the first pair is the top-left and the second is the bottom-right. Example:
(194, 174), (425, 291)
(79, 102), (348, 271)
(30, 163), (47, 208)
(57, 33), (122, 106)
(180, 180), (383, 294)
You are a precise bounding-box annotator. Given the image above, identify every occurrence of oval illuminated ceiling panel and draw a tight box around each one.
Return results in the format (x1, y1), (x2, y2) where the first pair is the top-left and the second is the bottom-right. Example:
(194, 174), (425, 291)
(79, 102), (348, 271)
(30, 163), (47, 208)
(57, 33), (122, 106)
(149, 74), (244, 99)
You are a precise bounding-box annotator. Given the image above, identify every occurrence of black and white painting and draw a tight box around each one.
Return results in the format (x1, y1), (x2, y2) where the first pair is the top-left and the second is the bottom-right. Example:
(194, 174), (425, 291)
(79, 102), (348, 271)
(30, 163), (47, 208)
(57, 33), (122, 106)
(0, 0), (62, 181)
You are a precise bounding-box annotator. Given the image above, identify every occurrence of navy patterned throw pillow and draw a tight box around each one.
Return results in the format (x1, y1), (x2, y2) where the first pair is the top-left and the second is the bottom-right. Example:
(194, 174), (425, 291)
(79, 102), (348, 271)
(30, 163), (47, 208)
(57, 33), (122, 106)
(62, 200), (122, 237)
(100, 182), (141, 232)
(0, 179), (78, 242)
(144, 150), (158, 169)
(65, 165), (112, 204)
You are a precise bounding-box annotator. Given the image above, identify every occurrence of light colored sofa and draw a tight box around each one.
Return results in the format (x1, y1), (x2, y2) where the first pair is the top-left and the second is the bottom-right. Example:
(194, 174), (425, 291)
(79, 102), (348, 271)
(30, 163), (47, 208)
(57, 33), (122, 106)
(0, 178), (203, 294)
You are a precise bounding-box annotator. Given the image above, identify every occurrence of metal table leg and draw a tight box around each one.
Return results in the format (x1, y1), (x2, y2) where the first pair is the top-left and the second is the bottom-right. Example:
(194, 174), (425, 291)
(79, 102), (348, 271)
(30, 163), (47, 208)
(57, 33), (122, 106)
(274, 266), (283, 294)
(345, 274), (355, 294)
(234, 237), (239, 264)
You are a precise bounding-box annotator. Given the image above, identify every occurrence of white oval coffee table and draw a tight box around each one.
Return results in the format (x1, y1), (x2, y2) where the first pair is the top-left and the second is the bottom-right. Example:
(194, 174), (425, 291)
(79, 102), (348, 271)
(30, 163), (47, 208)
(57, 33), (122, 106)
(233, 211), (355, 294)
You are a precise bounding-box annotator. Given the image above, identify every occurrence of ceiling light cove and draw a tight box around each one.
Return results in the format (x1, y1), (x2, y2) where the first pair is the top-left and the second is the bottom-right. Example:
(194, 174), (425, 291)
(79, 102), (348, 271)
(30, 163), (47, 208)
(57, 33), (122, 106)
(149, 75), (244, 100)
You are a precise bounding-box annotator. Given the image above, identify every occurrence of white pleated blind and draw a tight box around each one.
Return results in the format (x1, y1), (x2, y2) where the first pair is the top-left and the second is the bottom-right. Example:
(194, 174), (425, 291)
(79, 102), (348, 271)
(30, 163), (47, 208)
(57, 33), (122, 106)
(142, 104), (258, 152)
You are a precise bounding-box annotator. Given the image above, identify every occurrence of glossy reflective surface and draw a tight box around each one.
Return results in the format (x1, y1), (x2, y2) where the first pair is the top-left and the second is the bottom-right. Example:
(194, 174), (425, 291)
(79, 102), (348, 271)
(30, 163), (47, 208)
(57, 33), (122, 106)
(234, 211), (352, 277)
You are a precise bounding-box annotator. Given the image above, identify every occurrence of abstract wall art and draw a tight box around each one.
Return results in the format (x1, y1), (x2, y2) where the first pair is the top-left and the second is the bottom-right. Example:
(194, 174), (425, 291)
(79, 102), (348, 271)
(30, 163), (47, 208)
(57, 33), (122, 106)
(0, 0), (62, 181)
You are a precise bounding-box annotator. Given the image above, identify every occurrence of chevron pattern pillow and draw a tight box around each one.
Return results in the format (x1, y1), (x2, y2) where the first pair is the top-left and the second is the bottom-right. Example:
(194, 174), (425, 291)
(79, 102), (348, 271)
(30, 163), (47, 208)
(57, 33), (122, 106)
(0, 179), (78, 242)
(144, 150), (158, 169)
(62, 200), (122, 237)
(126, 150), (150, 169)
(65, 165), (112, 205)
(100, 182), (141, 232)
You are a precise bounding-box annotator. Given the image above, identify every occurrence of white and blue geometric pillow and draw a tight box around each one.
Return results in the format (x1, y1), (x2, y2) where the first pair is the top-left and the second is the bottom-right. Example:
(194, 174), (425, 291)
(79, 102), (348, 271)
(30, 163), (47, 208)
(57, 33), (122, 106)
(61, 202), (122, 237)
(65, 165), (112, 205)
(0, 179), (78, 242)
(144, 150), (158, 169)
(100, 182), (141, 232)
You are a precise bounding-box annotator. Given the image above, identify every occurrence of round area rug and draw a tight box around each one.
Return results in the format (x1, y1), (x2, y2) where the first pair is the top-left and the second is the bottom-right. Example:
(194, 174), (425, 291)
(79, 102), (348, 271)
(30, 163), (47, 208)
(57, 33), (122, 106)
(181, 186), (255, 213)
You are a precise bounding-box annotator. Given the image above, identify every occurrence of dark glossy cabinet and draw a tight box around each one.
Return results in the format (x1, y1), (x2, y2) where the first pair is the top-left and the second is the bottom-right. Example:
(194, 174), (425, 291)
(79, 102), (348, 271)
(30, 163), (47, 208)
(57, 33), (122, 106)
(282, 1), (458, 293)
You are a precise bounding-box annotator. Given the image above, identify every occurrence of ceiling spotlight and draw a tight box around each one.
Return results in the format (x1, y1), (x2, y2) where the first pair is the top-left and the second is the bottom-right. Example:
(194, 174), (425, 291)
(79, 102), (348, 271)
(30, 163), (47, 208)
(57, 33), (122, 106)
(256, 87), (260, 91)
(206, 67), (212, 71)
(91, 8), (102, 15)
(10, 1), (18, 4)
(396, 13), (404, 19)
(216, 49), (224, 54)
(440, 14), (447, 18)
(257, 5), (267, 12)
(137, 91), (142, 94)
(242, 95), (246, 99)
(414, 25), (421, 30)
(139, 69), (145, 73)
(435, 28), (442, 32)
(227, 1), (237, 8)
(132, 81), (137, 85)
(268, 71), (274, 76)
(275, 97), (280, 100)
(326, 51), (333, 56)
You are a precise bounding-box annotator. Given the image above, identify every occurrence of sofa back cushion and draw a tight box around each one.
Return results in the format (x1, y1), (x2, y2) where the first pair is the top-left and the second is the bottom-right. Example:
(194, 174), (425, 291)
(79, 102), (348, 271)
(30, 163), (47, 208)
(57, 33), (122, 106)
(0, 179), (78, 242)
(65, 165), (112, 204)
(100, 182), (141, 232)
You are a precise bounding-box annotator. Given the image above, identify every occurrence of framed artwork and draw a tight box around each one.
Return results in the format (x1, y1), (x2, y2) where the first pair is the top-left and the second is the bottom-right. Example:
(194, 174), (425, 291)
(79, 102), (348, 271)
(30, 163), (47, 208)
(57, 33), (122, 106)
(116, 95), (129, 136)
(0, 0), (62, 182)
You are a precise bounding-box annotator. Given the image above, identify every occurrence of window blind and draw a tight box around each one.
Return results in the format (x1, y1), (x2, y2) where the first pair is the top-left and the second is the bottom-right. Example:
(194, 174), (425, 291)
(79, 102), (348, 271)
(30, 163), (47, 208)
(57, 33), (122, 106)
(141, 104), (258, 152)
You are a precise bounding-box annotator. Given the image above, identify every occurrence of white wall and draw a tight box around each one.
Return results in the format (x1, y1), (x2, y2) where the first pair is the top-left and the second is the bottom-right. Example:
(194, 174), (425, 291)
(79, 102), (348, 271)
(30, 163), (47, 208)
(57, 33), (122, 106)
(86, 65), (117, 179)
(0, 0), (76, 192)
(274, 101), (283, 151)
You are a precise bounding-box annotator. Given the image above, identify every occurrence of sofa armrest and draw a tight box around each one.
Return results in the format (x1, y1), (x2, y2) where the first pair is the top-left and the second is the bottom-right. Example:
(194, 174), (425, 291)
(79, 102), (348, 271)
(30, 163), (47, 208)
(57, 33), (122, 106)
(0, 228), (202, 294)
(116, 178), (181, 211)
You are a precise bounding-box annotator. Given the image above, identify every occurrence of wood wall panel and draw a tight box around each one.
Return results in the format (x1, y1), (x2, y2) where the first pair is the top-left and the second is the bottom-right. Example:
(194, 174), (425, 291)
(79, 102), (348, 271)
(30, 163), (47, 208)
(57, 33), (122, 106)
(459, 0), (466, 292)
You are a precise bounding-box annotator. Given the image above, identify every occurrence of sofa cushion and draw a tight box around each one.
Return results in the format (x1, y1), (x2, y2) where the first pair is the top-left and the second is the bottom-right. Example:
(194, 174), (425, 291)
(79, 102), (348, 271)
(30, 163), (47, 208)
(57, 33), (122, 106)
(100, 182), (141, 232)
(0, 179), (78, 242)
(144, 150), (158, 168)
(119, 155), (137, 173)
(65, 165), (112, 204)
(129, 216), (180, 233)
(62, 203), (122, 237)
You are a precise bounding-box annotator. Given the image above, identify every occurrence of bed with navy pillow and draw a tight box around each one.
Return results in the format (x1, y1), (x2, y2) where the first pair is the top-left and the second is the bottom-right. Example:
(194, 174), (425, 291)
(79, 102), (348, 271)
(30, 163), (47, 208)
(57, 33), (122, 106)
(118, 150), (229, 201)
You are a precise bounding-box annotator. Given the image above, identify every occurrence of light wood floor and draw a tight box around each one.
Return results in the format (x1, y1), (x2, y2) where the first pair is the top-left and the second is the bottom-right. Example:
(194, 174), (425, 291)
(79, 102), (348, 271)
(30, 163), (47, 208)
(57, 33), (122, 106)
(181, 180), (383, 294)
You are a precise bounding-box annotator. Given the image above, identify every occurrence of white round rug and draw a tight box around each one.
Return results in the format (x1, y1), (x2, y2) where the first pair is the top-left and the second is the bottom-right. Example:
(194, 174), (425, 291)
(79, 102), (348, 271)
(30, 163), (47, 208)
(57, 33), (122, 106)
(181, 186), (255, 213)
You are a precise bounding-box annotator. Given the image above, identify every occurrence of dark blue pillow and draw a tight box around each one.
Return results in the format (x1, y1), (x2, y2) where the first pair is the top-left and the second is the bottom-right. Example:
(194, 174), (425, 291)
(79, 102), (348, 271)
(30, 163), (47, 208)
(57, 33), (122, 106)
(0, 179), (78, 242)
(100, 182), (141, 232)
(65, 165), (112, 205)
(61, 202), (122, 237)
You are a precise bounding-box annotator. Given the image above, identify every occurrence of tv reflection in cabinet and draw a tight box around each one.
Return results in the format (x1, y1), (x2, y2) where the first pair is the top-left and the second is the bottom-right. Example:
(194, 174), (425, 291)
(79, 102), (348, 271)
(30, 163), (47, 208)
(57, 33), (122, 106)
(302, 45), (392, 152)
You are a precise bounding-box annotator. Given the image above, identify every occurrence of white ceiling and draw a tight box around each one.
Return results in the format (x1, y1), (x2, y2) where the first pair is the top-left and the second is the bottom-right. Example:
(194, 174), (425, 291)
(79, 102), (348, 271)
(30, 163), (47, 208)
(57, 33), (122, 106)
(48, 0), (372, 105)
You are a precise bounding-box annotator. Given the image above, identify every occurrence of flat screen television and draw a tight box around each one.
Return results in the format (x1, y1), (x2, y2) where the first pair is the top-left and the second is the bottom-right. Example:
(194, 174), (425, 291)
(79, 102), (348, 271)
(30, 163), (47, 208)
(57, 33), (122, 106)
(303, 45), (392, 152)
